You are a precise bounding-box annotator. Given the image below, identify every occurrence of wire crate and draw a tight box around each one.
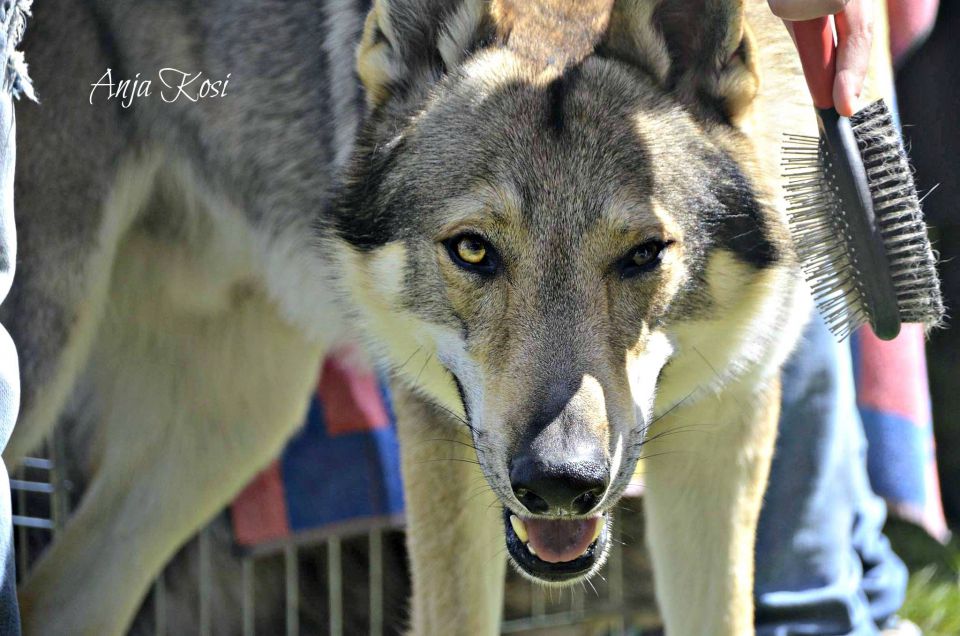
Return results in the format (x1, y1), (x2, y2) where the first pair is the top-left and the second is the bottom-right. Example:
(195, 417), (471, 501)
(12, 433), (661, 635)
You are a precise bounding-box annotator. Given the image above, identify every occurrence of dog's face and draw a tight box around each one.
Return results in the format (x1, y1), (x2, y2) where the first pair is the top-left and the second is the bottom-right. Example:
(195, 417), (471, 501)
(332, 0), (790, 584)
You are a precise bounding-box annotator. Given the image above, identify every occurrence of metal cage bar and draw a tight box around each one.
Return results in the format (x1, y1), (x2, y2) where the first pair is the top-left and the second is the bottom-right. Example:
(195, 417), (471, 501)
(368, 529), (383, 636)
(12, 431), (651, 635)
(327, 536), (342, 636)
(199, 526), (212, 636)
(241, 557), (255, 636)
(153, 570), (167, 636)
(284, 543), (298, 636)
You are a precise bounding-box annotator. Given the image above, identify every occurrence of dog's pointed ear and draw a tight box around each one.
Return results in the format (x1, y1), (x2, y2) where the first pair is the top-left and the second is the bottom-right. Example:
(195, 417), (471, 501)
(357, 0), (488, 109)
(604, 0), (759, 124)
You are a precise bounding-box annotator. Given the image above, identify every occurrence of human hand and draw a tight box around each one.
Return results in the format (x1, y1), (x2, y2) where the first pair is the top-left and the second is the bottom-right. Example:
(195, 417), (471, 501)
(768, 0), (874, 116)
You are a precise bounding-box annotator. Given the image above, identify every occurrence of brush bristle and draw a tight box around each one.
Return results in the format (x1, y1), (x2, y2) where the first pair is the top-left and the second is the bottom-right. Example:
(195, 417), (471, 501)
(782, 100), (944, 340)
(783, 133), (869, 339)
(849, 100), (944, 327)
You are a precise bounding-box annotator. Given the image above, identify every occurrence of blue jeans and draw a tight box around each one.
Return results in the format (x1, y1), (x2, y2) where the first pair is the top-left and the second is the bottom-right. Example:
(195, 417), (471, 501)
(0, 86), (18, 636)
(755, 313), (908, 635)
(0, 1), (31, 633)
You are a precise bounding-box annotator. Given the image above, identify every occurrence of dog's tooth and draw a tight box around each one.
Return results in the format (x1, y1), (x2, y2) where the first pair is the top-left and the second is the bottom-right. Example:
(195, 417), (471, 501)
(509, 515), (528, 543)
(591, 519), (603, 543)
(526, 542), (537, 556)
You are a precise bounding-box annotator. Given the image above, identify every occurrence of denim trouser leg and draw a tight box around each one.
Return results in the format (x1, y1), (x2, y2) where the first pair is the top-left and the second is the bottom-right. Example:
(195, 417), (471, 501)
(0, 1), (31, 632)
(0, 64), (19, 636)
(0, 462), (17, 635)
(754, 313), (908, 636)
(0, 78), (19, 636)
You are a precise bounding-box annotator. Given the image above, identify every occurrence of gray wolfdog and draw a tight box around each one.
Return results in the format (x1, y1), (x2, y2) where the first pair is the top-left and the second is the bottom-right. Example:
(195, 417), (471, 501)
(4, 0), (893, 633)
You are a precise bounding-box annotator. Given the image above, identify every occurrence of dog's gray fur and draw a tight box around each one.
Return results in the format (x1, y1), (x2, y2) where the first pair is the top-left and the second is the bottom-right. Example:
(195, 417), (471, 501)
(3, 0), (891, 633)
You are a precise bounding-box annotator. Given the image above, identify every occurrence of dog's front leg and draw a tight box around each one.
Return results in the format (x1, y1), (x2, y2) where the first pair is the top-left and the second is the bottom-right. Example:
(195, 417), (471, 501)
(393, 383), (507, 636)
(642, 379), (780, 635)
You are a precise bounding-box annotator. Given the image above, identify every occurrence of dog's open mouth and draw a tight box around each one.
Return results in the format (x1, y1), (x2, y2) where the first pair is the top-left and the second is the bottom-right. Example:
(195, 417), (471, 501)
(503, 510), (609, 583)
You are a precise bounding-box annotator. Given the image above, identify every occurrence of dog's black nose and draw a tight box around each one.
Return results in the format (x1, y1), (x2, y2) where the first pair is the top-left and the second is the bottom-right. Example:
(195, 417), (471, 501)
(509, 450), (609, 516)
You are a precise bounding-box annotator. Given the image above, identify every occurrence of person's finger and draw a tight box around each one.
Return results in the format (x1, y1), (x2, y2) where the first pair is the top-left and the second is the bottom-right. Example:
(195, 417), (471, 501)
(767, 0), (850, 21)
(833, 0), (874, 116)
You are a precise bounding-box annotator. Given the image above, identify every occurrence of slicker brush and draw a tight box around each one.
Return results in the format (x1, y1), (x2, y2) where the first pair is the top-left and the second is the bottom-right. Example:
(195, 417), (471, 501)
(782, 16), (943, 341)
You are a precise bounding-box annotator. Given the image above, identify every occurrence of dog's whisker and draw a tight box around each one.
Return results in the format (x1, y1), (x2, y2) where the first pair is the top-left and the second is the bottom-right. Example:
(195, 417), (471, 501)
(585, 577), (600, 597)
(391, 345), (424, 376)
(638, 421), (713, 443)
(415, 457), (482, 466)
(635, 450), (697, 461)
(420, 437), (482, 453)
(412, 352), (433, 387)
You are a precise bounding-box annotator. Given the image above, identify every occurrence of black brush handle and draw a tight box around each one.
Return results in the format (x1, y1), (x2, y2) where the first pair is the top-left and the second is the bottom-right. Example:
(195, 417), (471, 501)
(816, 107), (901, 339)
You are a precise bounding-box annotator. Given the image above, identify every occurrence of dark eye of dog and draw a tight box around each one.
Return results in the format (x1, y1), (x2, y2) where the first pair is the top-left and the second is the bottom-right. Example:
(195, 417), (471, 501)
(617, 241), (668, 278)
(445, 234), (498, 276)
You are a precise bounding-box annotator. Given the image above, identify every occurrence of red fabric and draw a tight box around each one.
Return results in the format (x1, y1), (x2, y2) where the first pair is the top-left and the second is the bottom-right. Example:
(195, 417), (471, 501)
(855, 324), (931, 426)
(230, 461), (290, 546)
(887, 0), (940, 63)
(316, 354), (391, 436)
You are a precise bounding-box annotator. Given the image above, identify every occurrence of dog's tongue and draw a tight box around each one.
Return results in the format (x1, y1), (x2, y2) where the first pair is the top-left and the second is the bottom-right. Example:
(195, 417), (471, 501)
(524, 517), (601, 564)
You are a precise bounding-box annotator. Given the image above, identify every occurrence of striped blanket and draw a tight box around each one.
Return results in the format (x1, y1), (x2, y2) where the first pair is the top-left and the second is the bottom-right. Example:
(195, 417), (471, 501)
(854, 325), (949, 542)
(230, 352), (404, 551)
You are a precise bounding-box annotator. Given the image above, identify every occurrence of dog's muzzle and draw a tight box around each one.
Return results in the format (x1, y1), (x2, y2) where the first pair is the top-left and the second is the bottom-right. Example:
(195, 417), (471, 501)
(503, 510), (609, 582)
(503, 434), (612, 581)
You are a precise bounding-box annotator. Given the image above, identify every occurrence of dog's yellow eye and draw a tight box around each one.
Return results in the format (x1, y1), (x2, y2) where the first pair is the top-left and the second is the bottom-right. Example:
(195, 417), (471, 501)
(445, 234), (498, 276)
(456, 237), (487, 264)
